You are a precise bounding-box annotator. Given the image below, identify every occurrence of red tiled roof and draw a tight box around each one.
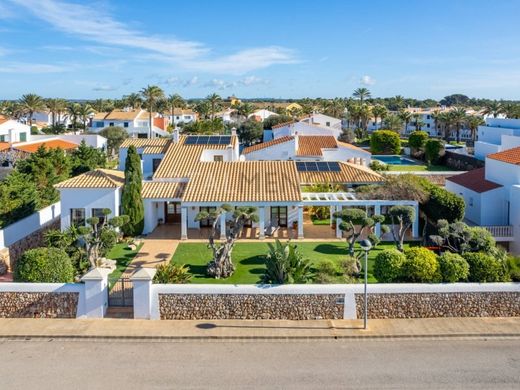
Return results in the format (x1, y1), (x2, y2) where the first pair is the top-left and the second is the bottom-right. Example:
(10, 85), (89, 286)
(14, 140), (79, 153)
(0, 142), (10, 151)
(0, 115), (9, 125)
(272, 120), (295, 129)
(446, 168), (502, 193)
(296, 136), (337, 156)
(487, 146), (520, 165)
(242, 136), (294, 154)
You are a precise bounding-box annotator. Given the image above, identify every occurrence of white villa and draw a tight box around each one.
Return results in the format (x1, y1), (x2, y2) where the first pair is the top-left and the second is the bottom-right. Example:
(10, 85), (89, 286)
(268, 120), (342, 141)
(474, 118), (520, 160)
(168, 108), (198, 126)
(248, 109), (278, 122)
(29, 110), (71, 129)
(88, 109), (170, 138)
(0, 116), (30, 143)
(300, 113), (342, 130)
(445, 147), (520, 254)
(242, 135), (371, 166)
(56, 132), (419, 241)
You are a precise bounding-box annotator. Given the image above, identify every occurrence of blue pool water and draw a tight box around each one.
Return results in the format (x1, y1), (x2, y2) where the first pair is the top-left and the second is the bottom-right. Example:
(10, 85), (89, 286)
(373, 155), (417, 165)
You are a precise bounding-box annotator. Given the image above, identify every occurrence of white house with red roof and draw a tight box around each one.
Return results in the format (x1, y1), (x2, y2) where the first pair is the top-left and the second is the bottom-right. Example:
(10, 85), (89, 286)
(0, 116), (31, 144)
(445, 146), (520, 253)
(474, 118), (520, 160)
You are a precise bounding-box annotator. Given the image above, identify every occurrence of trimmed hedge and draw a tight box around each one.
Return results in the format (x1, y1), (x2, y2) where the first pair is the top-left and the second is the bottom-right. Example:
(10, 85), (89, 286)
(14, 248), (74, 283)
(420, 180), (465, 223)
(463, 252), (509, 282)
(370, 130), (401, 154)
(424, 139), (444, 164)
(403, 247), (440, 282)
(373, 249), (406, 282)
(438, 252), (469, 282)
(408, 131), (429, 150)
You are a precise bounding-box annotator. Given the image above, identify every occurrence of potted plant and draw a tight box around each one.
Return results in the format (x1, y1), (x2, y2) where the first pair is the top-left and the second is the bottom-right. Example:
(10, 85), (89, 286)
(292, 220), (298, 230)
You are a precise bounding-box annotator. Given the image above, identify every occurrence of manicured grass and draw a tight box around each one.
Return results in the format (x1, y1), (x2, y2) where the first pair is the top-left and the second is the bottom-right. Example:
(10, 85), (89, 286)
(387, 164), (453, 172)
(107, 242), (142, 281)
(311, 218), (331, 226)
(170, 241), (416, 284)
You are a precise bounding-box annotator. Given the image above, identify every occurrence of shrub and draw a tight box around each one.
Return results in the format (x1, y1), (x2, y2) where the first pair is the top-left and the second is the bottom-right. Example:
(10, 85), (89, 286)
(422, 183), (465, 223)
(263, 240), (313, 284)
(506, 256), (520, 282)
(314, 261), (339, 284)
(370, 130), (401, 154)
(340, 257), (359, 277)
(438, 252), (469, 282)
(373, 249), (406, 282)
(369, 160), (389, 171)
(403, 247), (440, 283)
(408, 131), (429, 150)
(424, 139), (444, 164)
(14, 248), (74, 283)
(153, 263), (192, 284)
(463, 252), (509, 282)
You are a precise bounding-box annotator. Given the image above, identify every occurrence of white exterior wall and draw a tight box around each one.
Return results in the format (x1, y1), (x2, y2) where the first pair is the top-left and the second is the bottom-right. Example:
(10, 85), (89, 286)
(301, 114), (342, 130)
(510, 185), (520, 254)
(169, 113), (197, 125)
(485, 158), (520, 187)
(475, 141), (501, 160)
(243, 139), (296, 161)
(60, 188), (120, 230)
(30, 134), (107, 149)
(444, 181), (482, 225)
(0, 120), (31, 143)
(273, 122), (340, 140)
(142, 153), (164, 179)
(321, 147), (371, 166)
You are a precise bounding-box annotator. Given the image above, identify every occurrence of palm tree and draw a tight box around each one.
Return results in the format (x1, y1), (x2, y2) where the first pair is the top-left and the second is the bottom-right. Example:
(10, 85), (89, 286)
(206, 93), (222, 121)
(437, 111), (452, 141)
(194, 100), (211, 120)
(371, 105), (388, 130)
(299, 98), (315, 115)
(449, 107), (467, 142)
(482, 101), (502, 118)
(394, 95), (405, 110)
(167, 93), (186, 129)
(124, 93), (143, 110)
(383, 114), (403, 133)
(398, 109), (412, 135)
(326, 98), (346, 118)
(502, 103), (520, 119)
(77, 103), (95, 130)
(237, 102), (255, 121)
(359, 104), (372, 132)
(18, 94), (46, 127)
(140, 85), (165, 138)
(68, 103), (81, 130)
(430, 109), (441, 136)
(352, 88), (371, 104)
(466, 115), (484, 143)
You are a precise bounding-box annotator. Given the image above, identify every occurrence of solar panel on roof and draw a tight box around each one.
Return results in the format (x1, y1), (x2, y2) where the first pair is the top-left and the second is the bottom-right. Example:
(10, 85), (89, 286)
(208, 136), (220, 144)
(184, 136), (197, 144)
(327, 162), (341, 172)
(316, 162), (329, 171)
(305, 162), (319, 171)
(296, 162), (307, 171)
(219, 136), (232, 144)
(195, 136), (208, 145)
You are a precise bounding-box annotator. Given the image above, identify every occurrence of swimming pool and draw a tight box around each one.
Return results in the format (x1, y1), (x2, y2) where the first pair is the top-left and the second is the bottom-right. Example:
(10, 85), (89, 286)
(373, 155), (417, 165)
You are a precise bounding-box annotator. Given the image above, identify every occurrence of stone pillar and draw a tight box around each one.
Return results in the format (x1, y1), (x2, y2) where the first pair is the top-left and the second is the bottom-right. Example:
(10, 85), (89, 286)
(131, 267), (157, 320)
(219, 212), (227, 240)
(81, 268), (111, 318)
(259, 206), (265, 240)
(336, 206), (342, 239)
(374, 204), (382, 237)
(181, 207), (188, 240)
(412, 204), (420, 238)
(297, 205), (304, 239)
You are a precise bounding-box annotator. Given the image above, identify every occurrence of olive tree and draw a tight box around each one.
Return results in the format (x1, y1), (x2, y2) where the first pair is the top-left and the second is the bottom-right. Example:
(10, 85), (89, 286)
(387, 205), (416, 252)
(430, 219), (496, 255)
(195, 204), (258, 279)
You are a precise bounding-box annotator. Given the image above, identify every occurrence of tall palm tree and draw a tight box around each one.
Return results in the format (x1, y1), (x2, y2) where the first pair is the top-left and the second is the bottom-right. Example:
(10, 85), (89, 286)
(502, 103), (520, 119)
(124, 93), (143, 110)
(206, 93), (222, 120)
(383, 114), (403, 133)
(326, 98), (346, 118)
(68, 103), (81, 130)
(449, 107), (467, 142)
(194, 100), (210, 120)
(359, 104), (372, 132)
(437, 111), (452, 141)
(352, 88), (371, 104)
(237, 102), (255, 120)
(394, 95), (405, 110)
(140, 85), (165, 138)
(77, 103), (95, 130)
(482, 101), (502, 118)
(430, 109), (441, 136)
(299, 98), (315, 115)
(398, 109), (412, 135)
(18, 93), (46, 127)
(167, 93), (186, 128)
(466, 115), (485, 143)
(371, 105), (388, 130)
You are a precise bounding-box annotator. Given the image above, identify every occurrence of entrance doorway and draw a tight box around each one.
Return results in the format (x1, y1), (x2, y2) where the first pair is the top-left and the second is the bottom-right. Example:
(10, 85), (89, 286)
(271, 206), (288, 227)
(164, 202), (181, 223)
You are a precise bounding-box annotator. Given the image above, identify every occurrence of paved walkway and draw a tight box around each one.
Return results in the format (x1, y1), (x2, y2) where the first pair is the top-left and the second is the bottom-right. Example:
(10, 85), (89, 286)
(0, 317), (519, 340)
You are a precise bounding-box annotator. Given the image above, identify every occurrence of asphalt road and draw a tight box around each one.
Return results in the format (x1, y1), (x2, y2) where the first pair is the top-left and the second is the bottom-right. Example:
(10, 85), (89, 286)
(0, 338), (519, 389)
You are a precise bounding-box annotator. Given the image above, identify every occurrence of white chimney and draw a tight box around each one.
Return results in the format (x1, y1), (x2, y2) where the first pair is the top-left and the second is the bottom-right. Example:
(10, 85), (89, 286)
(294, 133), (299, 150)
(231, 127), (237, 137)
(173, 127), (180, 143)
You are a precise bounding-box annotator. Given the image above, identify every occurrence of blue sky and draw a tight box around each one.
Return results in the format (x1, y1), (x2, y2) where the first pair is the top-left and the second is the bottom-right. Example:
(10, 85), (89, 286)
(1, 0), (520, 100)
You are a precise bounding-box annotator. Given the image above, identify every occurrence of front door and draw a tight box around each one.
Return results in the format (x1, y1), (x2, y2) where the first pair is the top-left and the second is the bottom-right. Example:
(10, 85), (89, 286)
(165, 202), (181, 223)
(271, 206), (288, 227)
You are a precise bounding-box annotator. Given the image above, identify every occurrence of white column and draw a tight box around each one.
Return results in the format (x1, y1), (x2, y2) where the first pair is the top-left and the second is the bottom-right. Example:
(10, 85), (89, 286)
(336, 205), (342, 239)
(297, 205), (304, 239)
(181, 206), (188, 240)
(81, 268), (111, 318)
(259, 206), (265, 240)
(412, 204), (420, 238)
(374, 204), (382, 237)
(220, 212), (227, 240)
(329, 206), (334, 227)
(131, 268), (156, 320)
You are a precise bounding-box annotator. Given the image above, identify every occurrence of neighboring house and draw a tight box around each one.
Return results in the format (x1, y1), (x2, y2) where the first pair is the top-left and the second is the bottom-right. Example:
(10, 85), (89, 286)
(56, 133), (419, 240)
(248, 109), (278, 122)
(445, 147), (520, 253)
(300, 113), (342, 130)
(285, 102), (302, 113)
(30, 134), (107, 150)
(216, 108), (236, 123)
(270, 121), (342, 141)
(0, 116), (30, 143)
(30, 111), (70, 128)
(88, 109), (169, 138)
(0, 137), (80, 166)
(242, 135), (371, 166)
(168, 108), (198, 126)
(474, 118), (520, 160)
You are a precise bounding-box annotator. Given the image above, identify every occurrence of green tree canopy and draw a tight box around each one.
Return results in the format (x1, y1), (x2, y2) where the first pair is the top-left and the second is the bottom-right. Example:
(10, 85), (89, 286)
(121, 145), (144, 236)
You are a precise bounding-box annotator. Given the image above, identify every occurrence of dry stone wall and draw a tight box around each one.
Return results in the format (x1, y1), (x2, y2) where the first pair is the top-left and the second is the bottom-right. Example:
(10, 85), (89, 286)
(159, 293), (344, 320)
(0, 292), (79, 318)
(356, 292), (520, 319)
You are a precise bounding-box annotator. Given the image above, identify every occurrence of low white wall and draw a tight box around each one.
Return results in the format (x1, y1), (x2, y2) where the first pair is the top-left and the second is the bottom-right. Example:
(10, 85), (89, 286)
(0, 202), (60, 249)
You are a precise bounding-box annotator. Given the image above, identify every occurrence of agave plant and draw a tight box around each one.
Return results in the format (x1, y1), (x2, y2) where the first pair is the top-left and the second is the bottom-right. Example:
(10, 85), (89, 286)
(262, 240), (313, 284)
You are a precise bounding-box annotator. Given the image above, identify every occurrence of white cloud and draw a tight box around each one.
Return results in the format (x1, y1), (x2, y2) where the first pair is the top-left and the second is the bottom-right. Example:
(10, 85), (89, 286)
(0, 62), (68, 73)
(203, 79), (236, 90)
(239, 75), (268, 86)
(10, 0), (298, 74)
(202, 75), (269, 90)
(161, 76), (199, 87)
(360, 75), (376, 86)
(92, 84), (117, 91)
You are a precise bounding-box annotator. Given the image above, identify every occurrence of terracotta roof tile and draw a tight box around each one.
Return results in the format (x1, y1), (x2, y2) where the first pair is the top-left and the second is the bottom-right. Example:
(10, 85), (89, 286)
(14, 140), (78, 153)
(0, 116), (9, 125)
(487, 146), (520, 165)
(242, 136), (294, 154)
(296, 136), (337, 156)
(120, 138), (171, 154)
(298, 162), (383, 185)
(336, 141), (370, 154)
(142, 181), (186, 199)
(55, 169), (125, 189)
(0, 142), (10, 152)
(272, 120), (296, 129)
(446, 168), (502, 193)
(105, 110), (143, 121)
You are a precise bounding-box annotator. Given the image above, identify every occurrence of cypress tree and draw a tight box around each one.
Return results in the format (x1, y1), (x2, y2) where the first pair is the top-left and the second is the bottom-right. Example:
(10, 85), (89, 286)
(121, 145), (144, 236)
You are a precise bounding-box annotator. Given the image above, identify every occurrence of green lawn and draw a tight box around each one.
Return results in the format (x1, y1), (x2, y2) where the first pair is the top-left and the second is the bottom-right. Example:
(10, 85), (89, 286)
(107, 242), (142, 282)
(311, 218), (331, 226)
(387, 164), (453, 172)
(170, 241), (415, 284)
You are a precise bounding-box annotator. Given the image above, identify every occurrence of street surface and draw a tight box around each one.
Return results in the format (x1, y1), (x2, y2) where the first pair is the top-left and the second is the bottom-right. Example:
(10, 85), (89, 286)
(1, 338), (519, 389)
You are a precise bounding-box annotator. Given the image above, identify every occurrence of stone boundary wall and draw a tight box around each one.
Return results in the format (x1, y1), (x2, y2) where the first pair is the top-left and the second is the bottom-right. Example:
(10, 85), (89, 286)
(159, 293), (344, 320)
(443, 150), (484, 171)
(355, 292), (520, 319)
(0, 292), (79, 318)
